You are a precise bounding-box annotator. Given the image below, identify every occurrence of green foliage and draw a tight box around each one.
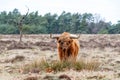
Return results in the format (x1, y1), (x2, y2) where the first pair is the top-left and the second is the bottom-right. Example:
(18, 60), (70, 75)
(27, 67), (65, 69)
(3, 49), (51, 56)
(0, 24), (18, 34)
(108, 21), (120, 34)
(98, 28), (109, 34)
(22, 25), (47, 34)
(0, 9), (119, 34)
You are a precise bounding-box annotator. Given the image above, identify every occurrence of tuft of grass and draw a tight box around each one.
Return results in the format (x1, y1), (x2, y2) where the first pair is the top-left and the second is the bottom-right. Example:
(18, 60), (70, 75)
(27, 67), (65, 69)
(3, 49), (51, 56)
(84, 60), (100, 71)
(22, 59), (50, 73)
(21, 58), (101, 73)
(74, 59), (100, 71)
(50, 61), (73, 72)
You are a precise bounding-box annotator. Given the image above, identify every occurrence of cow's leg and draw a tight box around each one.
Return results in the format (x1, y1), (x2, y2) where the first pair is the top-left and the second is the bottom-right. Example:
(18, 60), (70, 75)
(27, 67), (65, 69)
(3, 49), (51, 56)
(59, 52), (63, 61)
(71, 50), (77, 62)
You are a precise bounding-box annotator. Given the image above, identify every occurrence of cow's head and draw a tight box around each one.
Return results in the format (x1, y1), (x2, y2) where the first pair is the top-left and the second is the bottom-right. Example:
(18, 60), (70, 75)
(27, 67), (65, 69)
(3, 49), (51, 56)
(50, 33), (80, 50)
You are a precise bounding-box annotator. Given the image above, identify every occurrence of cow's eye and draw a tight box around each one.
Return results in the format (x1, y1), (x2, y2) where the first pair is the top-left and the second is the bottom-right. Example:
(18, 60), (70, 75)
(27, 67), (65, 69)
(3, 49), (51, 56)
(61, 42), (63, 45)
(58, 40), (61, 43)
(68, 41), (71, 43)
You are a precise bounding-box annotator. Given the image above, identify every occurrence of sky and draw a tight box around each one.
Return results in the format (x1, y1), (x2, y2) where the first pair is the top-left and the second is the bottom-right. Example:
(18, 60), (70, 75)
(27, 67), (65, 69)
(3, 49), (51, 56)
(0, 0), (120, 24)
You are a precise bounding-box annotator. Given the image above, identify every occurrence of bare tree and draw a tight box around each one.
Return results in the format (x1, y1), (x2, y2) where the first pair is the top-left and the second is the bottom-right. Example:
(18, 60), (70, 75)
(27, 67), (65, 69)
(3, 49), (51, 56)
(17, 7), (29, 43)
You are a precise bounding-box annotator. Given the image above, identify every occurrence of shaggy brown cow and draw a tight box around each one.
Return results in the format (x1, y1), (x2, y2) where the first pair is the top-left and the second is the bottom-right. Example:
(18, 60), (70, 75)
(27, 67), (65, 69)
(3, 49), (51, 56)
(50, 32), (80, 61)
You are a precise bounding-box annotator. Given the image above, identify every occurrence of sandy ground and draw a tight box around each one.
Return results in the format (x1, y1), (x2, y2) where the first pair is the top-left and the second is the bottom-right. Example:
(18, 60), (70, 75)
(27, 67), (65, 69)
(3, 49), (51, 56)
(0, 34), (120, 80)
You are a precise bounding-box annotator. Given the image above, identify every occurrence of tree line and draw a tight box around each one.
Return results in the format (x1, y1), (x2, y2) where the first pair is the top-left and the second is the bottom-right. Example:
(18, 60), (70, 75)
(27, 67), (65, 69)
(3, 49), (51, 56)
(0, 8), (120, 34)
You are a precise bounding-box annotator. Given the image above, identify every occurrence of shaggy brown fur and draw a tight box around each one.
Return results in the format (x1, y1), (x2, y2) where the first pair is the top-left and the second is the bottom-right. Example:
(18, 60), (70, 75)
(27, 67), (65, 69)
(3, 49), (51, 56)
(56, 32), (80, 61)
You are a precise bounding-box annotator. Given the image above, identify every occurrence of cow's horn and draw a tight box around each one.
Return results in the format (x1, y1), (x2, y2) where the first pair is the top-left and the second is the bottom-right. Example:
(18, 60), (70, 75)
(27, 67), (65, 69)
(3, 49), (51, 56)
(50, 34), (59, 39)
(70, 34), (80, 39)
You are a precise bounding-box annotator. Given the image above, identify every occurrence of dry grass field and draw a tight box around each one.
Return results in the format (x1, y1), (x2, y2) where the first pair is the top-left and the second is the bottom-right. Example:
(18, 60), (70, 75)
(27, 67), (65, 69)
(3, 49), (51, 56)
(0, 34), (120, 80)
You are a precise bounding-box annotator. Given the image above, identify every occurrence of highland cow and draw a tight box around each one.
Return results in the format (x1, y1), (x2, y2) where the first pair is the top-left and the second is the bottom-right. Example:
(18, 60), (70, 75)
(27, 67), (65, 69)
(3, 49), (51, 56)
(50, 32), (80, 61)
